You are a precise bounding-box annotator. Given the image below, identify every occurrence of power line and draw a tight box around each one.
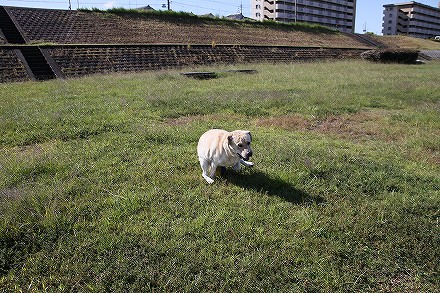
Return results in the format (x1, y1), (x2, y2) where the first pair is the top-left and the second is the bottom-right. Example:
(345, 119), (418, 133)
(3, 0), (250, 15)
(2, 0), (167, 8)
(3, 0), (248, 7)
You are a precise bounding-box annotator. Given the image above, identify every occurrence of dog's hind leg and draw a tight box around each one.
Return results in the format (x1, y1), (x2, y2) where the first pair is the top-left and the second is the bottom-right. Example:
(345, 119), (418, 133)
(199, 158), (214, 184)
(208, 162), (218, 182)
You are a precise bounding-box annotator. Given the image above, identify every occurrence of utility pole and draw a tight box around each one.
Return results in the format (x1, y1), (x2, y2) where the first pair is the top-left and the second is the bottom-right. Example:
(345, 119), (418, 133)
(294, 0), (297, 22)
(163, 0), (170, 10)
(283, 1), (286, 22)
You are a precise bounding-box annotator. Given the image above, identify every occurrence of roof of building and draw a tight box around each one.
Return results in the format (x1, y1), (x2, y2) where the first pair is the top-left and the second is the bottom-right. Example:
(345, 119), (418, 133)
(137, 5), (155, 11)
(384, 1), (440, 11)
(226, 13), (253, 21)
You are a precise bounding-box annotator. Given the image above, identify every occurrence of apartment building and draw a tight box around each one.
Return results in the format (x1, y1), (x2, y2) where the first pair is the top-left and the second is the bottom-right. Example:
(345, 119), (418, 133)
(382, 2), (440, 38)
(250, 0), (357, 33)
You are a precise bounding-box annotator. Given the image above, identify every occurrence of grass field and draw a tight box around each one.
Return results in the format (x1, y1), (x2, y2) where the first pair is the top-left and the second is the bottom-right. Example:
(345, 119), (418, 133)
(1, 61), (439, 291)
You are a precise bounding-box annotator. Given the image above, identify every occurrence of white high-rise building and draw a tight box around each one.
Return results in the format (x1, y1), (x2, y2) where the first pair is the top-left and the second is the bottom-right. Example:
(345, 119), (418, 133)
(250, 0), (357, 33)
(382, 1), (440, 38)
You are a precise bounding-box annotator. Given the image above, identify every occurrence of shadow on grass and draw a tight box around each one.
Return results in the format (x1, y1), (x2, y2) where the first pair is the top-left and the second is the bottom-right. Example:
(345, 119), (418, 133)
(223, 169), (324, 205)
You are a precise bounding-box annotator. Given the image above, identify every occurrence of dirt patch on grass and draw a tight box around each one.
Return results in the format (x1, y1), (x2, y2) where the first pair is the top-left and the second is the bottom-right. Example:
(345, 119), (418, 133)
(0, 187), (22, 200)
(165, 110), (401, 141)
(257, 110), (440, 165)
(16, 144), (45, 158)
(314, 111), (387, 139)
(257, 110), (393, 140)
(378, 271), (425, 292)
(426, 152), (440, 165)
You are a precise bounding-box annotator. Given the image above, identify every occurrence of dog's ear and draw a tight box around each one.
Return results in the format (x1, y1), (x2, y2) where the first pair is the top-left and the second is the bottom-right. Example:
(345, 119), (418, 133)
(247, 131), (252, 141)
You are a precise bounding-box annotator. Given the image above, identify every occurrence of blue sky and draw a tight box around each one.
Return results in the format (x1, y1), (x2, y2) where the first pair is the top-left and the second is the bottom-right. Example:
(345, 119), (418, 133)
(2, 0), (439, 34)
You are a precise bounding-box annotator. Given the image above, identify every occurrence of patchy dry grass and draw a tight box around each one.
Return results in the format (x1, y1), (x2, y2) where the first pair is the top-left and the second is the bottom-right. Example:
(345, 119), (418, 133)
(256, 109), (428, 141)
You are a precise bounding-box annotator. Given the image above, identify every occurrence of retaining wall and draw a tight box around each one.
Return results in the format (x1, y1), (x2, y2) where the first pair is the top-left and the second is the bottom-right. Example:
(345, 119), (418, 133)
(1, 44), (367, 81)
(46, 44), (367, 78)
(0, 48), (30, 82)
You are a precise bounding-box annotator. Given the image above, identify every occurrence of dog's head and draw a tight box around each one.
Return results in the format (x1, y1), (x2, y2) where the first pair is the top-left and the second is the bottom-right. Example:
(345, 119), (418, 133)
(228, 130), (253, 161)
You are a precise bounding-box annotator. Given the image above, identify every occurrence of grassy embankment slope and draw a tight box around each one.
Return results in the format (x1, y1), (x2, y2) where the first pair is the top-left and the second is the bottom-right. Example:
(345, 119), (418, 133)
(90, 8), (440, 50)
(74, 8), (368, 48)
(371, 34), (440, 50)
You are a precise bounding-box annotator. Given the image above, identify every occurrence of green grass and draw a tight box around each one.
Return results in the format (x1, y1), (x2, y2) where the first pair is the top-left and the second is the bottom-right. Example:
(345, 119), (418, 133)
(1, 61), (439, 291)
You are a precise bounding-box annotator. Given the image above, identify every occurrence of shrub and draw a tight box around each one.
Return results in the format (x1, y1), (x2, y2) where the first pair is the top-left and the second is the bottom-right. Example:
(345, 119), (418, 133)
(361, 49), (419, 63)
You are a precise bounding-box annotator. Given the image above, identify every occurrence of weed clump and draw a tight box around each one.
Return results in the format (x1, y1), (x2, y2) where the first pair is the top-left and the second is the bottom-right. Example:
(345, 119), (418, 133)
(361, 49), (419, 64)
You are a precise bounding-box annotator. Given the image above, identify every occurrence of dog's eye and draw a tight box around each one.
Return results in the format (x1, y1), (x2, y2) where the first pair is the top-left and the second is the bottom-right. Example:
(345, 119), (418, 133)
(238, 143), (243, 148)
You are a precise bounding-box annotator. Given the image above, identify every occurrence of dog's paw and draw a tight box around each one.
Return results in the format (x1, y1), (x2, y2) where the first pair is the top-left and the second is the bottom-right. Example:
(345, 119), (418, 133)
(203, 174), (215, 184)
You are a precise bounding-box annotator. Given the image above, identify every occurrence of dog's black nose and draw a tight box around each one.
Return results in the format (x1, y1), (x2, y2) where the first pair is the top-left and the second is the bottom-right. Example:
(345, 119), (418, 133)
(248, 151), (253, 158)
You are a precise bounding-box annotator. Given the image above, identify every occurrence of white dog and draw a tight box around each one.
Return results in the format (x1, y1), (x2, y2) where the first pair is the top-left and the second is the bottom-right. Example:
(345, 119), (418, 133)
(197, 129), (254, 184)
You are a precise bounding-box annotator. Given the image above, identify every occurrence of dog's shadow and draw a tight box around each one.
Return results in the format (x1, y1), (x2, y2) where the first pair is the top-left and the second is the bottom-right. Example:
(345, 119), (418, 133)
(223, 169), (323, 205)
